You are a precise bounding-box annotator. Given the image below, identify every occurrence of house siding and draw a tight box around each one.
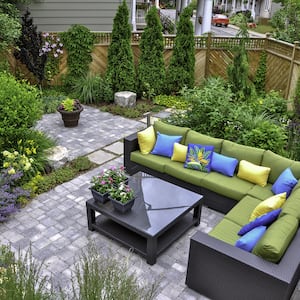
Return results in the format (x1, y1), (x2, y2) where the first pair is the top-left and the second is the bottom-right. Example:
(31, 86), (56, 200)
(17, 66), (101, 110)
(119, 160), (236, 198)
(26, 0), (132, 32)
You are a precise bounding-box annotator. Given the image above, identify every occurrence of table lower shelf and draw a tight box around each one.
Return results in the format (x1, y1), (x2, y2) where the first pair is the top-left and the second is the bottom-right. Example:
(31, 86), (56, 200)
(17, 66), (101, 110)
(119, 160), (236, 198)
(91, 212), (197, 263)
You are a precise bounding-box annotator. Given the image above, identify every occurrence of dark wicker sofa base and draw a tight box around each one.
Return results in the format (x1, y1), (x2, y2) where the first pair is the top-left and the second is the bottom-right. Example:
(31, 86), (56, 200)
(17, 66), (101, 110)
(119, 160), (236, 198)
(124, 132), (300, 299)
(186, 230), (300, 300)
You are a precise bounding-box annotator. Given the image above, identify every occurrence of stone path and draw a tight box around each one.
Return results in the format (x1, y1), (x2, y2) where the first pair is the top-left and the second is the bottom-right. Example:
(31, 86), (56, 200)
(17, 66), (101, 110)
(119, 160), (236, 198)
(1, 105), (299, 299)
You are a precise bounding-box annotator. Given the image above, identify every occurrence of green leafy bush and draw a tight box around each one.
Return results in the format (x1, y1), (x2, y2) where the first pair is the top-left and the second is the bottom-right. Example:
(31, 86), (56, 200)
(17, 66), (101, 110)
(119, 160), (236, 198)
(154, 94), (188, 110)
(167, 76), (288, 155)
(241, 121), (287, 155)
(61, 24), (94, 87)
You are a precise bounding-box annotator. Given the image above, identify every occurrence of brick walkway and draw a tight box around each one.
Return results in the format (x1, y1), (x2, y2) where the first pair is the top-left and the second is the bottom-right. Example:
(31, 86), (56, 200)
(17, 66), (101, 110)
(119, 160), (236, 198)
(1, 105), (299, 299)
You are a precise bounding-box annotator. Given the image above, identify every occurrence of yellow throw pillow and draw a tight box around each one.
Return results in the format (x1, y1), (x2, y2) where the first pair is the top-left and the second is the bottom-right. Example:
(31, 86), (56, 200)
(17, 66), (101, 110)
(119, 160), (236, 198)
(137, 126), (156, 154)
(237, 160), (271, 187)
(249, 192), (286, 221)
(171, 143), (188, 162)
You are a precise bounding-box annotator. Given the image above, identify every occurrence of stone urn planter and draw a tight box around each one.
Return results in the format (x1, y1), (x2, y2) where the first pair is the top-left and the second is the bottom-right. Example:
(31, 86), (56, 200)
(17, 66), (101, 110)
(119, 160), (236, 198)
(57, 98), (83, 127)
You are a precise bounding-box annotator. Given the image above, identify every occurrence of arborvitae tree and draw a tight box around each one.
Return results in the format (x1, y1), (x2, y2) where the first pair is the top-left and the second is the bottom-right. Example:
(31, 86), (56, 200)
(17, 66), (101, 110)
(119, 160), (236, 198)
(227, 17), (253, 101)
(14, 9), (47, 85)
(165, 5), (195, 94)
(106, 0), (135, 94)
(254, 51), (267, 95)
(137, 6), (165, 99)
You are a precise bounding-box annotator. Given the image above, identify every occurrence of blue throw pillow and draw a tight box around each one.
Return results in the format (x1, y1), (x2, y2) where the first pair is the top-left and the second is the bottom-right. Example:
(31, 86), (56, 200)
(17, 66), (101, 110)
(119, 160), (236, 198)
(184, 144), (214, 172)
(235, 226), (267, 252)
(211, 152), (238, 177)
(151, 132), (182, 158)
(271, 168), (298, 197)
(238, 208), (281, 236)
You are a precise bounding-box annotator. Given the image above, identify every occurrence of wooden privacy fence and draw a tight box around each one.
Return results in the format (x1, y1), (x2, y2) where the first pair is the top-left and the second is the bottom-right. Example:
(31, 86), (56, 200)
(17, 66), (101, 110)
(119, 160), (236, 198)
(10, 32), (300, 99)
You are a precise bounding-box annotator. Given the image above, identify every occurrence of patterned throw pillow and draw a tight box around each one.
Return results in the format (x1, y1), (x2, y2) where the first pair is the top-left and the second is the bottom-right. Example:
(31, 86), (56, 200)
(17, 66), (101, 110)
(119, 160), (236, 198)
(184, 144), (214, 172)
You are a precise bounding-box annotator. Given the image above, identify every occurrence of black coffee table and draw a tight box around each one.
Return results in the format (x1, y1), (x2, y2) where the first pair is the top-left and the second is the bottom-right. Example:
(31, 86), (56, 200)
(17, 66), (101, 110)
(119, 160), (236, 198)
(86, 172), (203, 265)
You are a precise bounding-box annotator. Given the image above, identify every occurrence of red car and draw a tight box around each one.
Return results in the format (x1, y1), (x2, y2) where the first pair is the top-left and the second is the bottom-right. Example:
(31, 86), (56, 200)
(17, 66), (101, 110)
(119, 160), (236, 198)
(212, 14), (229, 27)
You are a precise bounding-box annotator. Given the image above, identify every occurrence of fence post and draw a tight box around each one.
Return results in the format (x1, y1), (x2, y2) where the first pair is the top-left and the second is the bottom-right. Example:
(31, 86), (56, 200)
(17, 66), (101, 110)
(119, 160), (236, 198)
(205, 32), (212, 78)
(286, 41), (300, 99)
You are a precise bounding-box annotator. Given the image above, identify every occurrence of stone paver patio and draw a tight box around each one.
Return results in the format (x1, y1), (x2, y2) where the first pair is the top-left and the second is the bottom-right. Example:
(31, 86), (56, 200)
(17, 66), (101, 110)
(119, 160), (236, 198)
(1, 105), (300, 299)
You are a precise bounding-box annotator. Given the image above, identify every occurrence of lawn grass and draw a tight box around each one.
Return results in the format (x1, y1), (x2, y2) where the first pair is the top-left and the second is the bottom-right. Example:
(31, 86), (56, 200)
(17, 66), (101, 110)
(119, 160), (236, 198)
(251, 24), (274, 34)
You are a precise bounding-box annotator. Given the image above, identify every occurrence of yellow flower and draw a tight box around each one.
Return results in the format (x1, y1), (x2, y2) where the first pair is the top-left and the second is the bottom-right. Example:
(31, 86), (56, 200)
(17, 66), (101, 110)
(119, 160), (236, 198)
(3, 162), (10, 168)
(8, 168), (16, 175)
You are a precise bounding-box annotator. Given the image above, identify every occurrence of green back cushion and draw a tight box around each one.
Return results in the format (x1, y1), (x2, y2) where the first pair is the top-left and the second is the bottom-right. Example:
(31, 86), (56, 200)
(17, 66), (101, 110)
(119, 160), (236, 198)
(221, 140), (264, 165)
(261, 150), (294, 183)
(280, 188), (300, 220)
(185, 130), (223, 153)
(153, 120), (189, 144)
(252, 214), (298, 263)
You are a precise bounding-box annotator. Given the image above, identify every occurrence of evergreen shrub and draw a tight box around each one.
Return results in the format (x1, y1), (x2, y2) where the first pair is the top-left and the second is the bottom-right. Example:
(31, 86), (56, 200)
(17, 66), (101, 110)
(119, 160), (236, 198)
(165, 6), (195, 94)
(137, 6), (165, 98)
(106, 0), (136, 94)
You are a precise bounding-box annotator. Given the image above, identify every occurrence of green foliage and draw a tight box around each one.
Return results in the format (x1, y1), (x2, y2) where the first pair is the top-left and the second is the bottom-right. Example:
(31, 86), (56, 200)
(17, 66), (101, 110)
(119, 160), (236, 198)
(32, 157), (94, 195)
(167, 76), (288, 155)
(165, 6), (195, 94)
(14, 9), (47, 84)
(254, 51), (267, 94)
(286, 76), (300, 160)
(0, 72), (43, 152)
(0, 12), (21, 51)
(0, 245), (55, 299)
(69, 156), (93, 172)
(106, 0), (136, 93)
(70, 242), (157, 300)
(101, 101), (163, 119)
(253, 90), (287, 119)
(154, 94), (188, 110)
(72, 74), (113, 104)
(137, 6), (166, 98)
(42, 93), (66, 114)
(61, 25), (94, 87)
(241, 121), (287, 155)
(227, 17), (254, 101)
(270, 0), (300, 43)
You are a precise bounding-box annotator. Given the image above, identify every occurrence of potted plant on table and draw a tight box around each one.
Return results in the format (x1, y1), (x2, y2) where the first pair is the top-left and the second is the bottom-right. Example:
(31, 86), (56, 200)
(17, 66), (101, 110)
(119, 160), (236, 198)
(57, 97), (83, 127)
(108, 182), (135, 213)
(90, 166), (128, 204)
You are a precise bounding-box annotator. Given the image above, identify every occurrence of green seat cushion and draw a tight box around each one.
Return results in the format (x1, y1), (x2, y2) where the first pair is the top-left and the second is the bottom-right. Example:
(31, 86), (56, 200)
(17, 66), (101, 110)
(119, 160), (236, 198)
(280, 188), (300, 220)
(252, 214), (298, 263)
(209, 218), (241, 245)
(225, 195), (262, 226)
(247, 183), (274, 200)
(130, 151), (168, 173)
(153, 120), (189, 145)
(261, 150), (294, 184)
(201, 172), (254, 201)
(184, 130), (223, 153)
(164, 161), (208, 186)
(221, 140), (264, 165)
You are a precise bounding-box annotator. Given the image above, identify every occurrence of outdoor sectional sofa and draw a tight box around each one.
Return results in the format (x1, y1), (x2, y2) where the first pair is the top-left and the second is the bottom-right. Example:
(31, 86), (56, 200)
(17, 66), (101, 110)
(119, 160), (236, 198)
(123, 120), (300, 300)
